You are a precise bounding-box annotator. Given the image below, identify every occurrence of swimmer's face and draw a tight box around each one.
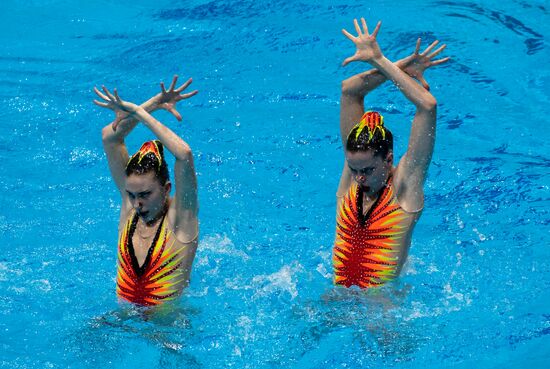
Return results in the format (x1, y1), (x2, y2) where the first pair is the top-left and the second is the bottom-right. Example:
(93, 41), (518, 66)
(125, 171), (171, 223)
(346, 149), (393, 195)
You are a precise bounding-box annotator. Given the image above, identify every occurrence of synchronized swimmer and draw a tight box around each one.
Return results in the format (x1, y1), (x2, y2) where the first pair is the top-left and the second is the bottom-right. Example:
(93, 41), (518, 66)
(94, 18), (448, 307)
(95, 77), (200, 306)
(333, 19), (448, 288)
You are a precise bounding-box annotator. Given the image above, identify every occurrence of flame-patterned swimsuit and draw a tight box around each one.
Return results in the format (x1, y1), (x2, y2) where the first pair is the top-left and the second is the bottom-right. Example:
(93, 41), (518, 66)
(334, 177), (419, 288)
(116, 211), (188, 306)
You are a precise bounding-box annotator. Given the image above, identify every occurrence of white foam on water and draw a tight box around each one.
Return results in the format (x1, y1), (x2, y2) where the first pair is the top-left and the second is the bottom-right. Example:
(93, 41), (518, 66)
(199, 234), (250, 260)
(162, 342), (182, 351)
(443, 283), (472, 307)
(313, 246), (332, 279)
(251, 261), (303, 300)
(235, 315), (255, 343)
(398, 282), (473, 322)
(0, 262), (24, 282)
(69, 147), (101, 164)
(33, 279), (52, 292)
(402, 255), (421, 276)
(426, 264), (440, 273)
(8, 286), (26, 294)
(315, 263), (331, 279)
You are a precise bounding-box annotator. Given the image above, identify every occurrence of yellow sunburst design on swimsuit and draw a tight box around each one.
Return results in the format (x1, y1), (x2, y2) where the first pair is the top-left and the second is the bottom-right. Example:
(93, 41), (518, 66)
(333, 177), (409, 288)
(116, 212), (186, 306)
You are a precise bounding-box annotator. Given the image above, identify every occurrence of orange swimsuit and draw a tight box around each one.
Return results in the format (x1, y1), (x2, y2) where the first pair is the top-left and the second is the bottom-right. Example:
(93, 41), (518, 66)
(334, 177), (416, 288)
(116, 212), (187, 306)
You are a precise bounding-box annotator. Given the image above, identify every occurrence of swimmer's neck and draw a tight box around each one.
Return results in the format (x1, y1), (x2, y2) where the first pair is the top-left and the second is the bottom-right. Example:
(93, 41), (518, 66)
(140, 202), (169, 226)
(359, 173), (392, 199)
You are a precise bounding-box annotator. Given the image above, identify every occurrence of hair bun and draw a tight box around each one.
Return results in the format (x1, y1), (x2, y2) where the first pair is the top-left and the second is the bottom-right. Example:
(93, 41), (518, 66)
(354, 111), (385, 142)
(134, 140), (163, 165)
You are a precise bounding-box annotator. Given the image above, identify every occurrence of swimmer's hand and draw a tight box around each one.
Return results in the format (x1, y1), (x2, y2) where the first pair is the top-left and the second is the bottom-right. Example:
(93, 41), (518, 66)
(94, 86), (141, 130)
(151, 75), (198, 122)
(342, 18), (383, 66)
(402, 38), (449, 91)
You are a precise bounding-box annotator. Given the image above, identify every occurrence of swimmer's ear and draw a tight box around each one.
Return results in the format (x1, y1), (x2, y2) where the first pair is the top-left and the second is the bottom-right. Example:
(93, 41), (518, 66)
(164, 181), (172, 194)
(386, 152), (394, 164)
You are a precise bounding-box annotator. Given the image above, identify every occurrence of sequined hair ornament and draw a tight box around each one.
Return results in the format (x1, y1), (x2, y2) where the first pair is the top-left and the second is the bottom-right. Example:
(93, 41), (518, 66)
(128, 140), (163, 169)
(351, 111), (386, 142)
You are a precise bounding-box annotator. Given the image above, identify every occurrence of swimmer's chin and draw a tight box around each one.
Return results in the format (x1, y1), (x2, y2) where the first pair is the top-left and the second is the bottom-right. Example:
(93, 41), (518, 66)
(137, 211), (149, 218)
(360, 185), (371, 192)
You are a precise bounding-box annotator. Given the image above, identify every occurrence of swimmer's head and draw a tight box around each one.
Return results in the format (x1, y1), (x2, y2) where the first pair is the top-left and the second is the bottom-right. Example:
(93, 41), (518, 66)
(125, 140), (171, 222)
(346, 111), (393, 158)
(345, 112), (393, 194)
(125, 140), (170, 185)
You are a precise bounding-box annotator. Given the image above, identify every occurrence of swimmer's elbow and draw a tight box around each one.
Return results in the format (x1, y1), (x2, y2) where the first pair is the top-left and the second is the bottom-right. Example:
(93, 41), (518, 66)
(419, 96), (437, 112)
(175, 145), (193, 161)
(341, 80), (350, 94)
(101, 126), (110, 141)
(341, 79), (356, 96)
(101, 125), (121, 144)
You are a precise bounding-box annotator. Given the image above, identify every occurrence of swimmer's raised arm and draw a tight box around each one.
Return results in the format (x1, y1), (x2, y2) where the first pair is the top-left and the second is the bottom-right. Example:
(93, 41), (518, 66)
(341, 39), (448, 98)
(340, 37), (448, 147)
(340, 51), (426, 145)
(342, 19), (437, 110)
(400, 39), (449, 91)
(341, 18), (448, 210)
(96, 76), (198, 196)
(340, 56), (405, 147)
(96, 84), (199, 240)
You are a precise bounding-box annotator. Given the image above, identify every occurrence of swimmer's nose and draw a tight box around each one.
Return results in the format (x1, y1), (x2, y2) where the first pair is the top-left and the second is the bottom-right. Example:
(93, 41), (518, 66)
(355, 174), (366, 183)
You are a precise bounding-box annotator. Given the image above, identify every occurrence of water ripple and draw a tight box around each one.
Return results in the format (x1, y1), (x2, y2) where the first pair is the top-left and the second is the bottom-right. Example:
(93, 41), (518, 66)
(435, 1), (545, 55)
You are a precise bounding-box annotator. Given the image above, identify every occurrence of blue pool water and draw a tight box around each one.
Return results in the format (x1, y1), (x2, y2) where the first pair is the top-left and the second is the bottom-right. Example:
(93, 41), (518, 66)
(1, 0), (549, 368)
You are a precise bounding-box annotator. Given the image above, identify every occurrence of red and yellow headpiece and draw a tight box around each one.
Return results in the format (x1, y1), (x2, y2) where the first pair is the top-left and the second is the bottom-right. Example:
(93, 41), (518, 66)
(128, 140), (163, 167)
(351, 111), (386, 142)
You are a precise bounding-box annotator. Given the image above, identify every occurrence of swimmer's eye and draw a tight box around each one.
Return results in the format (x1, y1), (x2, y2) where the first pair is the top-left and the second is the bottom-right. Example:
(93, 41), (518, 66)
(349, 166), (374, 175)
(126, 191), (151, 200)
(361, 168), (374, 175)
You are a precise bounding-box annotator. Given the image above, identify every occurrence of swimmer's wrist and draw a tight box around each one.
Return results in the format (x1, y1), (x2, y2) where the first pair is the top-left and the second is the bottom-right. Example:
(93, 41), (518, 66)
(134, 106), (147, 115)
(130, 106), (147, 121)
(142, 95), (161, 112)
(395, 57), (408, 69)
(369, 54), (386, 64)
(369, 55), (390, 69)
(145, 92), (170, 114)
